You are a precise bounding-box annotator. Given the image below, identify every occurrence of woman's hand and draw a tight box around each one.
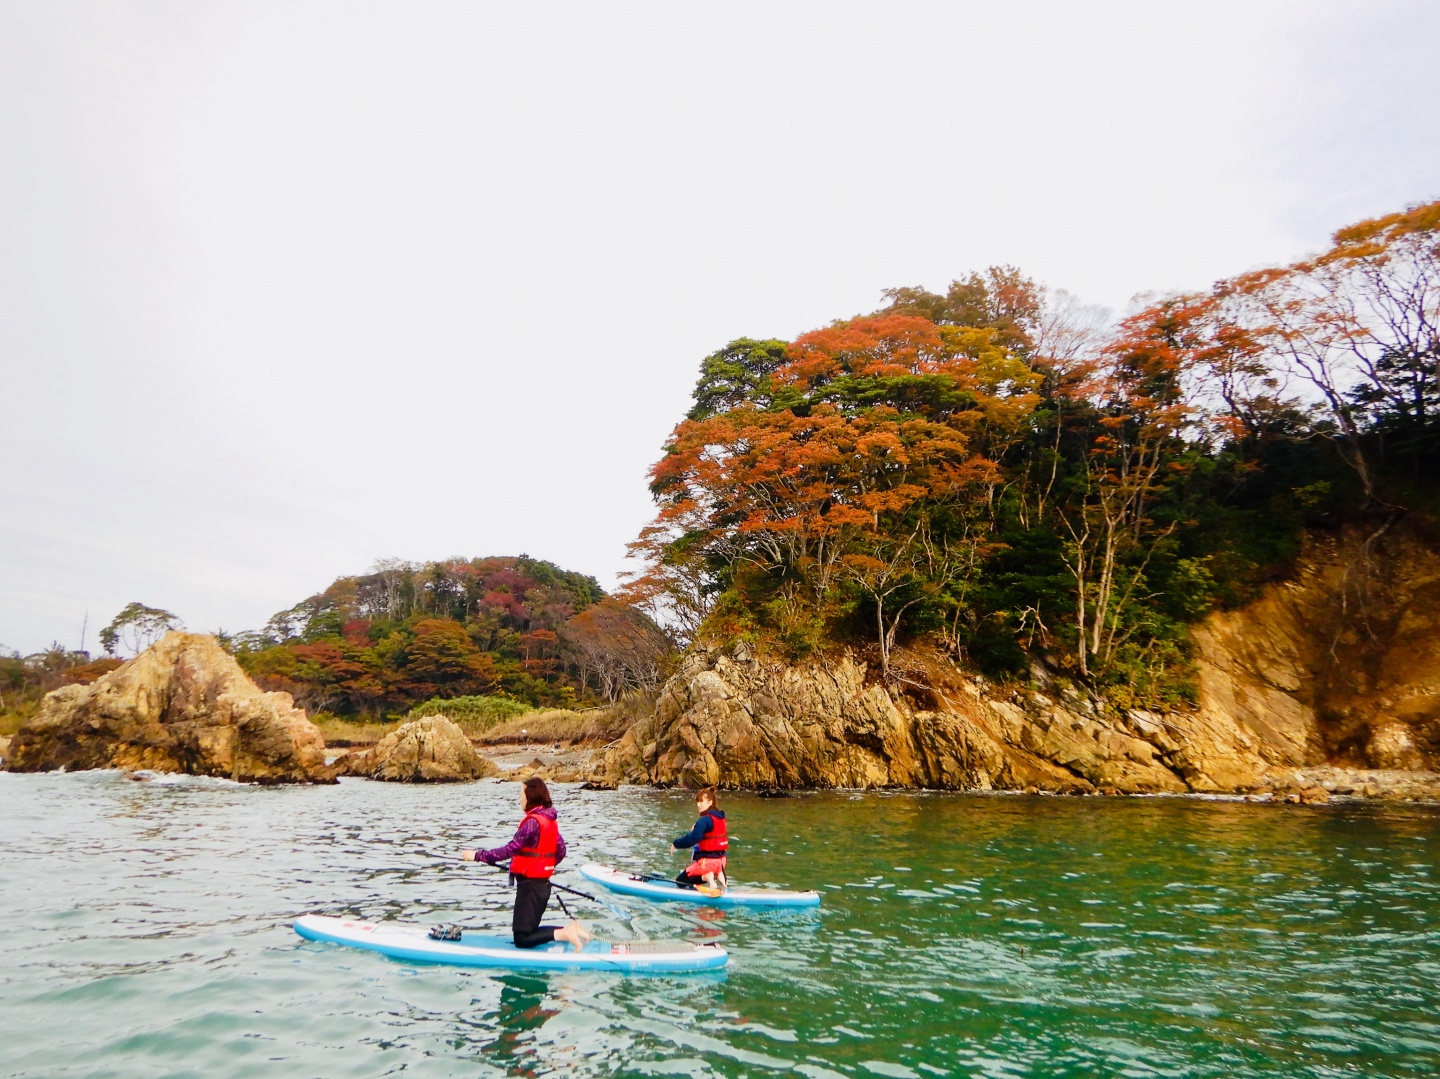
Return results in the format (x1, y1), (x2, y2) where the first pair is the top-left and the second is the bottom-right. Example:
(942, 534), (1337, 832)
(462, 850), (477, 862)
(670, 845), (677, 853)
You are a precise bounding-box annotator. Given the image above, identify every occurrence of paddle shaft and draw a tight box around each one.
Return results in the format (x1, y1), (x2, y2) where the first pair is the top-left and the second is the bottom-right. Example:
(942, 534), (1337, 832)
(638, 870), (712, 890)
(486, 861), (632, 922)
(493, 863), (601, 904)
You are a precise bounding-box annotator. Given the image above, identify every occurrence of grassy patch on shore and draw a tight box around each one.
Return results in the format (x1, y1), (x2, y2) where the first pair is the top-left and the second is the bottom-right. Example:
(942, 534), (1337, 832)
(408, 694), (533, 729)
(0, 702), (38, 737)
(474, 709), (594, 744)
(310, 691), (649, 746)
(311, 714), (395, 745)
(474, 692), (652, 745)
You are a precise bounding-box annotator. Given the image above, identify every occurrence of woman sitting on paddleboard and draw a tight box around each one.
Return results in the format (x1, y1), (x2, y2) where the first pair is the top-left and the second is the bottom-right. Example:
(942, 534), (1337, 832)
(672, 786), (728, 893)
(463, 778), (591, 949)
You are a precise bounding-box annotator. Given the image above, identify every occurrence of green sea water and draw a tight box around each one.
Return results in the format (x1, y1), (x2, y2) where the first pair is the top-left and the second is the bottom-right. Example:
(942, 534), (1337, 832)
(2, 772), (1438, 1078)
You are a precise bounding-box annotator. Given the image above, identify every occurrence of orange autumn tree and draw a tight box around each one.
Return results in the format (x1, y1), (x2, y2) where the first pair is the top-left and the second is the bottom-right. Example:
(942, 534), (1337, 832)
(1048, 296), (1217, 679)
(628, 206), (1439, 703)
(559, 599), (673, 702)
(1034, 199), (1439, 686)
(1212, 199), (1440, 502)
(626, 311), (1040, 675)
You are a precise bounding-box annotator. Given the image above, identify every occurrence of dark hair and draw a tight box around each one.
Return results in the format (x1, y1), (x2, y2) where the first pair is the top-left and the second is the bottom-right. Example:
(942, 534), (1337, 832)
(695, 786), (718, 808)
(523, 777), (553, 811)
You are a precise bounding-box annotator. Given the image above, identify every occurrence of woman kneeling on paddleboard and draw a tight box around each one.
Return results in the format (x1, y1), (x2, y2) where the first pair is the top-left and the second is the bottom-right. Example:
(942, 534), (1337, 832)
(672, 786), (728, 893)
(463, 778), (591, 950)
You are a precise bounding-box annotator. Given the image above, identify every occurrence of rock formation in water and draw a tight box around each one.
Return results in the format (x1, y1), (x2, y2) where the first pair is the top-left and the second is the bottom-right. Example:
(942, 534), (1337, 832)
(339, 714), (498, 782)
(501, 755), (585, 783)
(597, 524), (1440, 798)
(4, 633), (333, 783)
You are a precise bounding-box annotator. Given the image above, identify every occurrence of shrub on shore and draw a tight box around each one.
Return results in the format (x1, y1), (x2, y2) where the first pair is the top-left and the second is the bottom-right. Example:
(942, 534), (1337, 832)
(408, 694), (533, 735)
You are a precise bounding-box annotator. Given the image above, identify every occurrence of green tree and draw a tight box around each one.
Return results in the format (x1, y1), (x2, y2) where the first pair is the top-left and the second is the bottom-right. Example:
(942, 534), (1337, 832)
(99, 603), (183, 657)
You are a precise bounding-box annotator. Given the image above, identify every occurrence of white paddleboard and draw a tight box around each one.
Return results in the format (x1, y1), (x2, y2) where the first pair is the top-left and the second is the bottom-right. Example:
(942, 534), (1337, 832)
(293, 914), (728, 973)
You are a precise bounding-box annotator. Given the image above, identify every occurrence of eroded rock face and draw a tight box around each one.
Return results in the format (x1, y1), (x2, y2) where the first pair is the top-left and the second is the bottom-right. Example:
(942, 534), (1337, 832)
(1365, 724), (1424, 771)
(4, 633), (332, 783)
(595, 647), (1188, 793)
(1191, 521), (1440, 775)
(598, 523), (1440, 795)
(340, 714), (498, 782)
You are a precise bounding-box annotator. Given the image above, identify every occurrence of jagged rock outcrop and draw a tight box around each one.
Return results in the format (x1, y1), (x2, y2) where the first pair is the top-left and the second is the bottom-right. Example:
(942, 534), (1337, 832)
(595, 646), (1184, 793)
(502, 756), (585, 783)
(339, 714), (498, 782)
(597, 523), (1440, 796)
(4, 633), (332, 783)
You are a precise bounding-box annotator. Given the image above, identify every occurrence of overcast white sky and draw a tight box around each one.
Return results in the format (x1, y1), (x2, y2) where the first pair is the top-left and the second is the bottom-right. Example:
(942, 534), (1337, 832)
(2, 0), (1437, 655)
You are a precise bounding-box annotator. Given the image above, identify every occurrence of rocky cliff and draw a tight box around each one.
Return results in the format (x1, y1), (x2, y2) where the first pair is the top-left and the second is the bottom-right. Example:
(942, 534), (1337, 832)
(4, 632), (333, 783)
(598, 523), (1440, 797)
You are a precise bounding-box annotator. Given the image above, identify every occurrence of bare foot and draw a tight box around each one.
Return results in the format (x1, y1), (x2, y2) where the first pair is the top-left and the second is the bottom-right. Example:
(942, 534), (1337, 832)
(555, 921), (592, 951)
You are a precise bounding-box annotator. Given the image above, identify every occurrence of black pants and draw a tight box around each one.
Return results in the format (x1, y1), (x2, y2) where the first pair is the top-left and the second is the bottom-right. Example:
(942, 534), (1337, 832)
(512, 876), (559, 948)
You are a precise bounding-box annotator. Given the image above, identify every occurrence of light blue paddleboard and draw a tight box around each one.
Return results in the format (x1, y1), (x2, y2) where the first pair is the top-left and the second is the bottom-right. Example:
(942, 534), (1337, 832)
(293, 914), (728, 973)
(579, 863), (822, 909)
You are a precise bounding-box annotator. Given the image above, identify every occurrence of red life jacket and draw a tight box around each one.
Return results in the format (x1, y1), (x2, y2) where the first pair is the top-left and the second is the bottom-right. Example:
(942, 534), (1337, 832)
(696, 810), (728, 854)
(508, 810), (559, 879)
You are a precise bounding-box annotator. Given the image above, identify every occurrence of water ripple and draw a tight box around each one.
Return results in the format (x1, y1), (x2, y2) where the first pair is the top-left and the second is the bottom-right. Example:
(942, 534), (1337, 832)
(3, 773), (1440, 1077)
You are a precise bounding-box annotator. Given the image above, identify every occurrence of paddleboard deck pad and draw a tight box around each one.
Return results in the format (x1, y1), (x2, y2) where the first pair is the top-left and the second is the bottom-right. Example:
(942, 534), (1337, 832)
(293, 914), (728, 972)
(580, 864), (822, 909)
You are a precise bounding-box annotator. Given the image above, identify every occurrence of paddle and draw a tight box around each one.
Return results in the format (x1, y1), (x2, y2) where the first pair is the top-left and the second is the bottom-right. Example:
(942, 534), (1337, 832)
(630, 870), (715, 893)
(628, 871), (669, 882)
(484, 861), (635, 924)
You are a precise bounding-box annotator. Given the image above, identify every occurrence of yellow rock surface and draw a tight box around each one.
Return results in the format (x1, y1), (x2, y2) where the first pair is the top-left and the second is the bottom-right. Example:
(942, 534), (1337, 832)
(5, 632), (332, 783)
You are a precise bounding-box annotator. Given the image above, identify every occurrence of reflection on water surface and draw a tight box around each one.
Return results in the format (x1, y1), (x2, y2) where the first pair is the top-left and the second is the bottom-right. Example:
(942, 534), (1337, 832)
(2, 772), (1438, 1078)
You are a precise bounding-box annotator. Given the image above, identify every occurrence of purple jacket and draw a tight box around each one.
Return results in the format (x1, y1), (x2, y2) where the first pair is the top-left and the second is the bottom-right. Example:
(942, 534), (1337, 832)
(478, 805), (567, 867)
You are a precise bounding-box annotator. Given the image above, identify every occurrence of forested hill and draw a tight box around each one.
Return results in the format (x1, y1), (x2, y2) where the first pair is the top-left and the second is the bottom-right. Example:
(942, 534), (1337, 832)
(227, 556), (672, 716)
(622, 199), (1440, 708)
